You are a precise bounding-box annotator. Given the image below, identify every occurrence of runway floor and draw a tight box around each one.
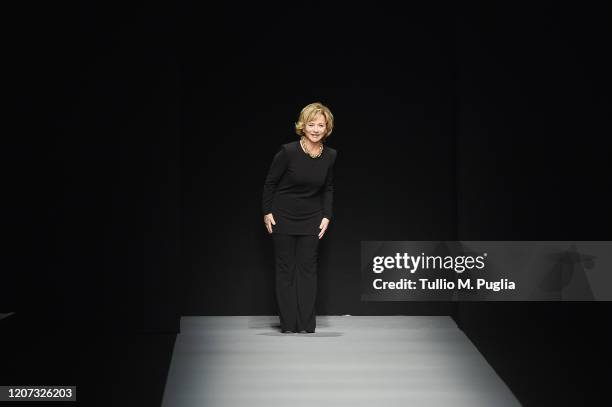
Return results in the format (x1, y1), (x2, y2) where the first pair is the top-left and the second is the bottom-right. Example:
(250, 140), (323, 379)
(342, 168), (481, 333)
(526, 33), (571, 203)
(162, 316), (521, 407)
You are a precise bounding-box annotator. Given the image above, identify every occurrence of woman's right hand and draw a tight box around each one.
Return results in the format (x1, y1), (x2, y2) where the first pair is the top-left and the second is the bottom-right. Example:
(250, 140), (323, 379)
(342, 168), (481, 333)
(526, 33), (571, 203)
(264, 213), (276, 234)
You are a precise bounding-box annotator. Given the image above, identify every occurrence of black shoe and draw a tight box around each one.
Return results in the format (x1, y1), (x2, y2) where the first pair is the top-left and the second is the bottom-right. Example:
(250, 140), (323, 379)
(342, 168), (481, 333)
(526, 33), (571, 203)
(282, 329), (295, 334)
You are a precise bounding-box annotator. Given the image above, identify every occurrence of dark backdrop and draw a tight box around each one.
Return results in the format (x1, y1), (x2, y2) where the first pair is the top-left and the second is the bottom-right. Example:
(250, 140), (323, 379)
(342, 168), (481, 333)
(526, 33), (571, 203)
(5, 3), (182, 334)
(453, 4), (612, 406)
(4, 4), (182, 406)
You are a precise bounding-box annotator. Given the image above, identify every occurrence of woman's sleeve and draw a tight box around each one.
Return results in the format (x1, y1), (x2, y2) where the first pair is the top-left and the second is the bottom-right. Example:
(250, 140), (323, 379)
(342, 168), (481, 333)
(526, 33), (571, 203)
(262, 147), (288, 215)
(322, 152), (336, 220)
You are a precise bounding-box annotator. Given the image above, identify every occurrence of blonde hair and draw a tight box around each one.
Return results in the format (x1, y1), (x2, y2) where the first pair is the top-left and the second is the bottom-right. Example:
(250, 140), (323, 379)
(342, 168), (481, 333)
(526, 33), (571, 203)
(294, 102), (334, 140)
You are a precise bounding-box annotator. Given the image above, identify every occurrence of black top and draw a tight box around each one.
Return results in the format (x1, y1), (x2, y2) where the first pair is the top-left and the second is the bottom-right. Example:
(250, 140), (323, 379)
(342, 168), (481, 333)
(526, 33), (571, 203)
(262, 140), (337, 235)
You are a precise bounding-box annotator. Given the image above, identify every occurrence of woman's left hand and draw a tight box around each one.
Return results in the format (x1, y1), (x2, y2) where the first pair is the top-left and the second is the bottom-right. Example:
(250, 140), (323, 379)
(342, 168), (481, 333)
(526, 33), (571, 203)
(318, 217), (330, 239)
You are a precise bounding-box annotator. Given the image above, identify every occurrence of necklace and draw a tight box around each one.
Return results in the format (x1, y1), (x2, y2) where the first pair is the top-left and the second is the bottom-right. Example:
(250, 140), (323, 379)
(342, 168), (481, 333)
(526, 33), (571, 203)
(300, 136), (323, 158)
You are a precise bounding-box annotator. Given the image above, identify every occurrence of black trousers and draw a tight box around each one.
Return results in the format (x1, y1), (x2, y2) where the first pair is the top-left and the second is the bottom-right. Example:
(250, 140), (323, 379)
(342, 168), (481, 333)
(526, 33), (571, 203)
(272, 233), (319, 332)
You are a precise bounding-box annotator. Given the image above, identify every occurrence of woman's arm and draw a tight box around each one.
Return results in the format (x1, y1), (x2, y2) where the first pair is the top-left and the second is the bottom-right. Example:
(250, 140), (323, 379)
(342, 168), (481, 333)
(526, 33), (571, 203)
(319, 152), (336, 239)
(322, 152), (336, 220)
(262, 147), (288, 215)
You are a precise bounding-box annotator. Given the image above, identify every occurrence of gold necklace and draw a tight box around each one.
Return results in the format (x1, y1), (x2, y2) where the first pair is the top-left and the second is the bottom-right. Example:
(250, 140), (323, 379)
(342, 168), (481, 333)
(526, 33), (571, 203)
(300, 136), (323, 158)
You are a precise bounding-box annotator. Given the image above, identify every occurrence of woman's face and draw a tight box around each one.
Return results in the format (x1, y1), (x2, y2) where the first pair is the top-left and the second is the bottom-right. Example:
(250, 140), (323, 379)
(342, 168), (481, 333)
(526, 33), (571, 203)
(303, 114), (327, 144)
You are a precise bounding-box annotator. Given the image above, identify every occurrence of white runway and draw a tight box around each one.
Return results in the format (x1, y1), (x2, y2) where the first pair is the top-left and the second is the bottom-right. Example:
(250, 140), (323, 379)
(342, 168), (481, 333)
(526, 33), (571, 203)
(162, 316), (521, 407)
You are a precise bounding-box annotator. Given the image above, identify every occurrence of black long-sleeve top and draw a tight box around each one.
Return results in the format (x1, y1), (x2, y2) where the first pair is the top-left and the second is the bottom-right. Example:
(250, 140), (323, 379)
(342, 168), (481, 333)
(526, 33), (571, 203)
(262, 140), (337, 235)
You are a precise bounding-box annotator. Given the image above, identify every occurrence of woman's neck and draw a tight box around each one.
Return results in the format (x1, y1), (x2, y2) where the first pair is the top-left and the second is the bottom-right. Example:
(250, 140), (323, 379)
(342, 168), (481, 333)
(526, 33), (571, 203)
(302, 136), (322, 153)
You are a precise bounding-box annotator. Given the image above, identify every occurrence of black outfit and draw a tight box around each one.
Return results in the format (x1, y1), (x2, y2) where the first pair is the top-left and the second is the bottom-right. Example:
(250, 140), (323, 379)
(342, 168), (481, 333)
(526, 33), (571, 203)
(271, 234), (320, 332)
(262, 140), (337, 332)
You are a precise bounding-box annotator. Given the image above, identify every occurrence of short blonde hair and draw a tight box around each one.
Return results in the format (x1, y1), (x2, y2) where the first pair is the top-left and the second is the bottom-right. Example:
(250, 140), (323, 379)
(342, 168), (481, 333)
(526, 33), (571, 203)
(294, 102), (334, 139)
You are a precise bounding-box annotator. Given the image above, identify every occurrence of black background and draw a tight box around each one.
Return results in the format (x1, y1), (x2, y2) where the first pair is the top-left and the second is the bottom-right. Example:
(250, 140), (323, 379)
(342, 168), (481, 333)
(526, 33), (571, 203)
(2, 2), (611, 406)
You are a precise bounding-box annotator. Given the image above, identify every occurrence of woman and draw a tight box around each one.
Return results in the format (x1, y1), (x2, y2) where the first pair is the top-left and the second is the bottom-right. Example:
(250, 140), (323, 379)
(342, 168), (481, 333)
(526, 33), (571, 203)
(262, 102), (337, 334)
